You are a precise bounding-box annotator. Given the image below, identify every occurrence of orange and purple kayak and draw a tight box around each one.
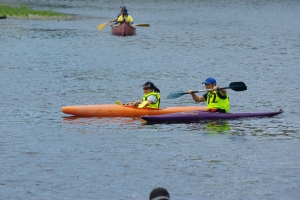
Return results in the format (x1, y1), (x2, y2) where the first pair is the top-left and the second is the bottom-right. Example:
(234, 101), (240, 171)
(61, 104), (206, 117)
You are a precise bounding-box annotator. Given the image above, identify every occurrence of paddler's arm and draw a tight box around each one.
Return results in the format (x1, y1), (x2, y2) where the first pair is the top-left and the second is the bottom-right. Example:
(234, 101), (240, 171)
(144, 100), (152, 106)
(144, 95), (158, 106)
(125, 15), (133, 25)
(127, 100), (152, 106)
(188, 90), (206, 102)
(125, 100), (141, 106)
(132, 100), (142, 106)
(109, 18), (117, 23)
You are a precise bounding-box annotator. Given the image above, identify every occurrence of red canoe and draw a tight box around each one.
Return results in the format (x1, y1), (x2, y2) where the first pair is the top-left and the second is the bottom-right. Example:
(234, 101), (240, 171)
(111, 23), (136, 36)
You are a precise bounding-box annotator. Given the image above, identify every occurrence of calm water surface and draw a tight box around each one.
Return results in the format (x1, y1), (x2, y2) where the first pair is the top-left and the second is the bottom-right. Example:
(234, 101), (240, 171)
(1, 0), (300, 199)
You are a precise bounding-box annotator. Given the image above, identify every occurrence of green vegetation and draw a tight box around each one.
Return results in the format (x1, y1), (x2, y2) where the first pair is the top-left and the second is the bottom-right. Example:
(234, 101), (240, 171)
(0, 3), (67, 19)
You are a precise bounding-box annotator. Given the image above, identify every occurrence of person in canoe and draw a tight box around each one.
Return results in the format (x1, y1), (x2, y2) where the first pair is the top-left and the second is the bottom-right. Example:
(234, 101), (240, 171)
(109, 6), (126, 25)
(126, 81), (161, 108)
(113, 6), (134, 26)
(188, 77), (230, 113)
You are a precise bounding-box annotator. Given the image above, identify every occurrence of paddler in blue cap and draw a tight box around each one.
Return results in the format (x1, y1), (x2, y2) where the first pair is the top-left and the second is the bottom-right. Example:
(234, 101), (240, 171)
(188, 77), (230, 113)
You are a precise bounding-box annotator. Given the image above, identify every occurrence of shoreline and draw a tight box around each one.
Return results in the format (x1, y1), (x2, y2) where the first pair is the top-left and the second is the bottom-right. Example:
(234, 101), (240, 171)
(0, 3), (73, 21)
(2, 14), (76, 21)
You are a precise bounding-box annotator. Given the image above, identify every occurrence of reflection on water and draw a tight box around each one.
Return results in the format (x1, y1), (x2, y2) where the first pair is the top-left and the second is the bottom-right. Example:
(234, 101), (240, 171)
(204, 121), (231, 134)
(144, 120), (231, 134)
(62, 116), (142, 126)
(184, 121), (231, 134)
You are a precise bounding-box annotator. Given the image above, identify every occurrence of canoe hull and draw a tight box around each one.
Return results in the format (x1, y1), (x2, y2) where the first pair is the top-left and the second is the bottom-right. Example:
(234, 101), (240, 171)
(111, 23), (136, 36)
(141, 110), (283, 123)
(61, 104), (207, 117)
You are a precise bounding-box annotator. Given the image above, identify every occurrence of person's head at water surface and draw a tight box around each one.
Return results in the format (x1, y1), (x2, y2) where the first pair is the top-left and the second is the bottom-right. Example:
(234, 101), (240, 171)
(149, 187), (170, 200)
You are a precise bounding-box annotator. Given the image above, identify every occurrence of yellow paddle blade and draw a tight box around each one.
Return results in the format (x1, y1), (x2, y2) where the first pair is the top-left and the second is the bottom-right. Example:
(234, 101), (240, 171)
(138, 101), (148, 108)
(97, 22), (108, 30)
(115, 101), (123, 105)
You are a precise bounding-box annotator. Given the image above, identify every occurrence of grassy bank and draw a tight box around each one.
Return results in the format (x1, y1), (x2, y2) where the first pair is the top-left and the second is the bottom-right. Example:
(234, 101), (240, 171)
(0, 3), (70, 20)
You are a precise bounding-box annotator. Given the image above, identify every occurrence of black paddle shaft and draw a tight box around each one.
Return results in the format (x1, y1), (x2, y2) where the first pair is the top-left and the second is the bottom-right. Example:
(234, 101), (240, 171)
(167, 82), (247, 99)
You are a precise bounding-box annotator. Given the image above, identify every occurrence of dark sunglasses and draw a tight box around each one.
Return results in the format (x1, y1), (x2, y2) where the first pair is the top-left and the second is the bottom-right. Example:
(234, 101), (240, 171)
(143, 87), (150, 90)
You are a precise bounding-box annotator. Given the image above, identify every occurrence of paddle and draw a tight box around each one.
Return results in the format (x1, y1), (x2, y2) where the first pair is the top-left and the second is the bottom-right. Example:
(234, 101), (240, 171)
(116, 100), (148, 108)
(97, 22), (110, 30)
(112, 23), (150, 27)
(115, 101), (123, 105)
(132, 24), (150, 27)
(167, 82), (247, 99)
(138, 101), (148, 108)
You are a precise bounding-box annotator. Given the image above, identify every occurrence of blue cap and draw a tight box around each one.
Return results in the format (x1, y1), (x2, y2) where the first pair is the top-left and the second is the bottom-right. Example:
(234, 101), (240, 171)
(202, 77), (216, 84)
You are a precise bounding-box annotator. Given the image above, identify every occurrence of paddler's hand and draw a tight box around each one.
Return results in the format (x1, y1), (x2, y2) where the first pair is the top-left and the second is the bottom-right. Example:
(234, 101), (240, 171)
(188, 89), (193, 94)
(213, 86), (219, 91)
(125, 101), (137, 106)
(213, 86), (227, 95)
(133, 100), (142, 106)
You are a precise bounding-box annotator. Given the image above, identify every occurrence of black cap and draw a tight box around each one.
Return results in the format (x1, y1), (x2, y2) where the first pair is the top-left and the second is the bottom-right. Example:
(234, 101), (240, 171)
(120, 6), (127, 13)
(149, 187), (170, 200)
(142, 81), (154, 89)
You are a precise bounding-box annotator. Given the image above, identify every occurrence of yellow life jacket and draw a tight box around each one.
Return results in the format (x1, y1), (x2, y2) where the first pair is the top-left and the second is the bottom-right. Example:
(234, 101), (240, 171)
(206, 90), (230, 113)
(117, 14), (133, 23)
(142, 92), (160, 108)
